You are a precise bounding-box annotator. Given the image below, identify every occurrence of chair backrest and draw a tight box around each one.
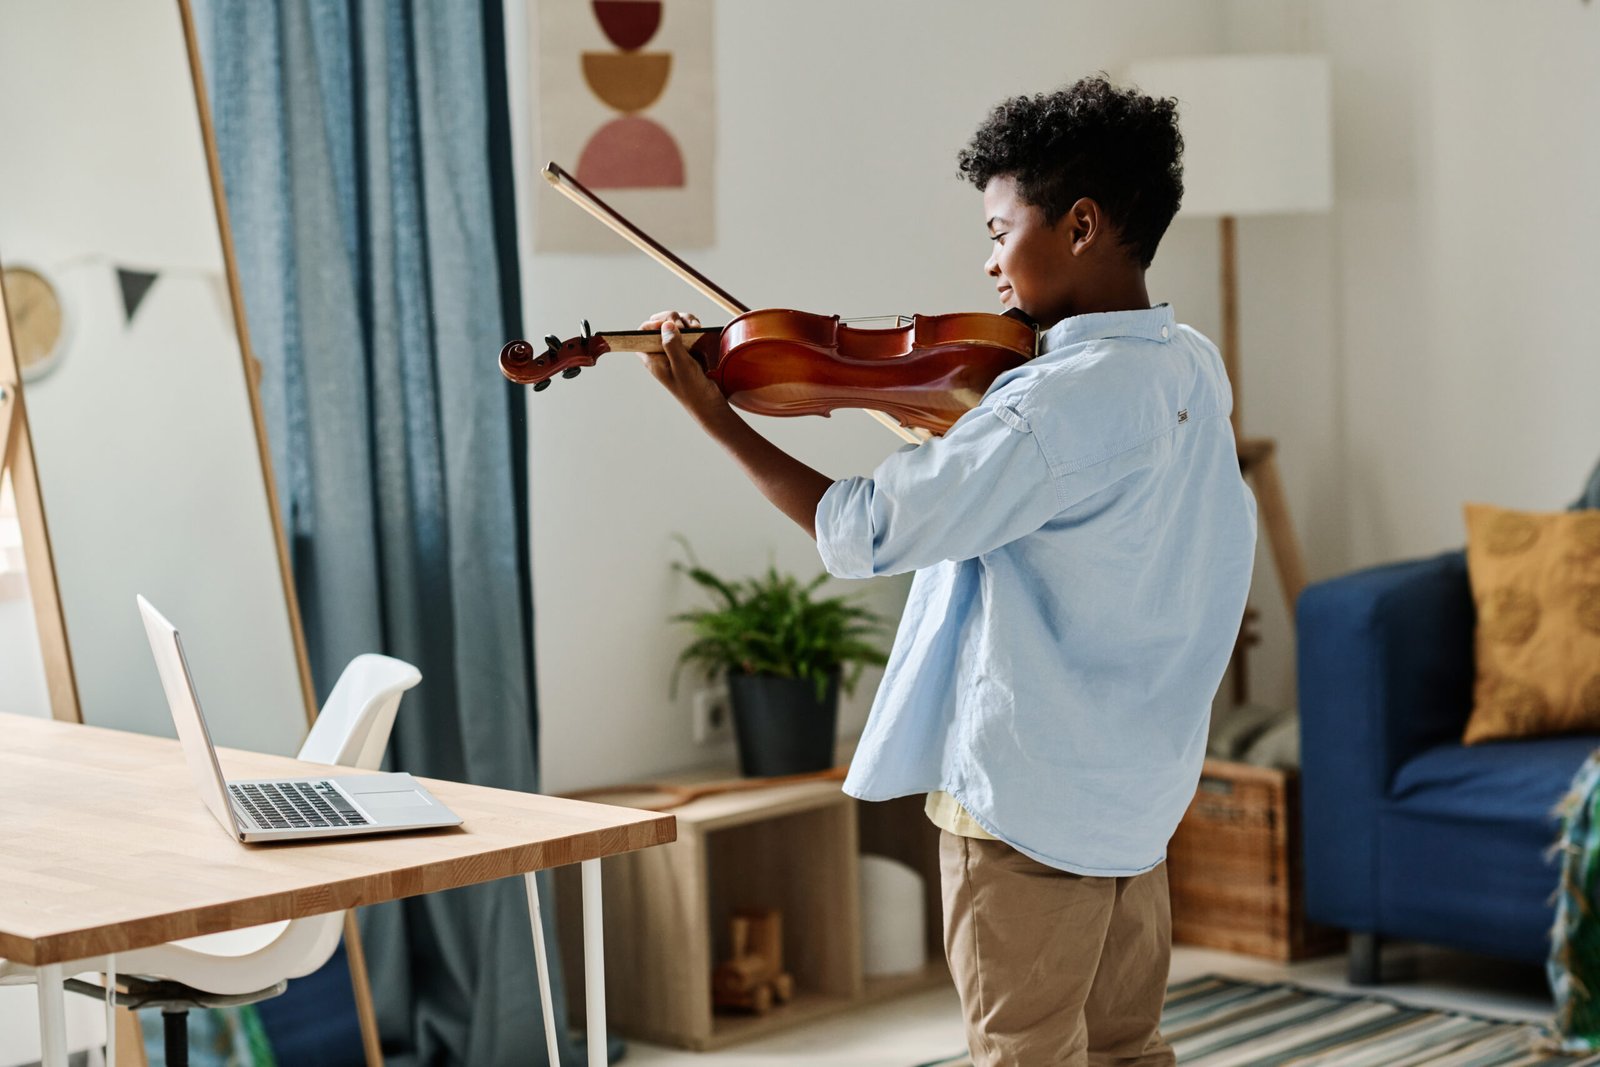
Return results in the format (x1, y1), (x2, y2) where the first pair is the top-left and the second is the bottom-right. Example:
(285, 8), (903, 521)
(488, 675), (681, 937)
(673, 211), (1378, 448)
(286, 656), (419, 980)
(297, 654), (422, 769)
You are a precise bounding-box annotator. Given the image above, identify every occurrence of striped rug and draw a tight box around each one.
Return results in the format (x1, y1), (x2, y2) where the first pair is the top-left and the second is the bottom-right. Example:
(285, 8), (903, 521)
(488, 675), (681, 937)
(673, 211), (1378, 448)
(917, 974), (1600, 1066)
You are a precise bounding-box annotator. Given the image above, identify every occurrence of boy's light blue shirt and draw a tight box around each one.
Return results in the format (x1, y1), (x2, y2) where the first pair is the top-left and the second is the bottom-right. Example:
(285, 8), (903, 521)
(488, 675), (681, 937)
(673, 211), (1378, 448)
(816, 304), (1257, 877)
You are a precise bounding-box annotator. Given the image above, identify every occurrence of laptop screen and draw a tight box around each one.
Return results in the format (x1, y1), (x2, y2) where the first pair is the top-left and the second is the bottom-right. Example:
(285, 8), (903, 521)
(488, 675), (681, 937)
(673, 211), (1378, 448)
(136, 595), (242, 838)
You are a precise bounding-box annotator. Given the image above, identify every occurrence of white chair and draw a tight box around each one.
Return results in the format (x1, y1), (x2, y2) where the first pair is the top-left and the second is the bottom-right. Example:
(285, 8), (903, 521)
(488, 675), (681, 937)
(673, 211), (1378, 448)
(0, 653), (421, 1065)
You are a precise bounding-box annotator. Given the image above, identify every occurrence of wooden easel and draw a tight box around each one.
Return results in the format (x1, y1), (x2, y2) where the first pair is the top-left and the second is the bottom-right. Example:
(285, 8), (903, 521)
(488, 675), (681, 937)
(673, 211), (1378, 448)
(0, 291), (78, 724)
(1220, 215), (1309, 704)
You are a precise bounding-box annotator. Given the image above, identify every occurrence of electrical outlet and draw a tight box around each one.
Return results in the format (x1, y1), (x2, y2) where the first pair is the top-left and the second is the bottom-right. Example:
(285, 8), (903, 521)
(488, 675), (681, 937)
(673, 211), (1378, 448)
(692, 685), (732, 745)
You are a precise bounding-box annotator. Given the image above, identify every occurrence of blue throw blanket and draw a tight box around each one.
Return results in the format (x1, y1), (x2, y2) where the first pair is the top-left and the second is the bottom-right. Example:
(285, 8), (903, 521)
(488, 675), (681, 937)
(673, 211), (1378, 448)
(1550, 751), (1600, 1049)
(1542, 458), (1600, 1046)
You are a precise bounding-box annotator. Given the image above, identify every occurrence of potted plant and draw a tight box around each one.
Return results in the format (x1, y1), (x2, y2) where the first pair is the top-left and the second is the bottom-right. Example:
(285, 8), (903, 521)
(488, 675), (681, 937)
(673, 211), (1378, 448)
(671, 546), (892, 777)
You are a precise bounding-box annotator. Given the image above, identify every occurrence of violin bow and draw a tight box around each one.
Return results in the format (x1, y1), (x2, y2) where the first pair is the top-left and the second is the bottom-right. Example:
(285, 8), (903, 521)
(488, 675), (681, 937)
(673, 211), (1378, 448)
(541, 162), (928, 445)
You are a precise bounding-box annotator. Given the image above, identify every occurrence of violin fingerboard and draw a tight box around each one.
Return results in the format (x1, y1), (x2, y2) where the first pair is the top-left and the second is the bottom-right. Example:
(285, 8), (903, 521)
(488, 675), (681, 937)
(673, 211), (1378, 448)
(603, 329), (717, 353)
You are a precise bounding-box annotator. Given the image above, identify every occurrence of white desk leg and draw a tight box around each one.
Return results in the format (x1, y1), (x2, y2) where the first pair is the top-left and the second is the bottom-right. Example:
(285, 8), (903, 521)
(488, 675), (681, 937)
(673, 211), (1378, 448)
(524, 872), (563, 1067)
(582, 858), (605, 1067)
(35, 962), (67, 1067)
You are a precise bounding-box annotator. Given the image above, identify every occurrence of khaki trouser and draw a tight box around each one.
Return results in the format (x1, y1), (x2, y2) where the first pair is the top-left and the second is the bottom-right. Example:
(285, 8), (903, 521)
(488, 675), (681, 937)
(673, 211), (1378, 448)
(940, 831), (1175, 1067)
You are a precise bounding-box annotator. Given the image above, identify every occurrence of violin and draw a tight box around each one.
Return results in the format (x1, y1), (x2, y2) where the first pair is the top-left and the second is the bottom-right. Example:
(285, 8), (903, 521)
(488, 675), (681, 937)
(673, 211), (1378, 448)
(502, 164), (1038, 441)
(501, 307), (1035, 437)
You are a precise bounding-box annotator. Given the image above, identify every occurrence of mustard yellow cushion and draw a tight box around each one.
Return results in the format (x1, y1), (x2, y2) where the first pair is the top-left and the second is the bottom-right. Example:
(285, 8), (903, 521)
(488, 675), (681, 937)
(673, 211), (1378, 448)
(1461, 503), (1600, 744)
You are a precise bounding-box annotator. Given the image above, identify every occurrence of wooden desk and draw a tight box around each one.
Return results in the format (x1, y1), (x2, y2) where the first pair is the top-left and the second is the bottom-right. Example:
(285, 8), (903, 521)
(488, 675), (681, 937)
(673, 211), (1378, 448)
(0, 713), (676, 1067)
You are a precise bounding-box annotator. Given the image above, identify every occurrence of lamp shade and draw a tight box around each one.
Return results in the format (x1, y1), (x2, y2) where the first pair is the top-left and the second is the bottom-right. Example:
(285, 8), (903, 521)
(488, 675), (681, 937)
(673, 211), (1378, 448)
(1126, 54), (1332, 218)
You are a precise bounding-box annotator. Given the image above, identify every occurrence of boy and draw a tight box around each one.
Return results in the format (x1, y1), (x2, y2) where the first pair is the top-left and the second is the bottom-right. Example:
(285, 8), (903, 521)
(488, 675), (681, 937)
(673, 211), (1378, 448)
(639, 75), (1256, 1065)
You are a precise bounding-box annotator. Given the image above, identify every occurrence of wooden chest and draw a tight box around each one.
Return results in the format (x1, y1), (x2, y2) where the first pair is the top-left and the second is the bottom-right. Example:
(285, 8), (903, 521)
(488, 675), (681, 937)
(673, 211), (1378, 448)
(1165, 758), (1343, 961)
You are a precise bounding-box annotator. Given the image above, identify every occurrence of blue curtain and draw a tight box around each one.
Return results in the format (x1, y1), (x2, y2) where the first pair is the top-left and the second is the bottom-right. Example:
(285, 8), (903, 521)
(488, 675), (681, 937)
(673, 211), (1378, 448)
(200, 2), (578, 1063)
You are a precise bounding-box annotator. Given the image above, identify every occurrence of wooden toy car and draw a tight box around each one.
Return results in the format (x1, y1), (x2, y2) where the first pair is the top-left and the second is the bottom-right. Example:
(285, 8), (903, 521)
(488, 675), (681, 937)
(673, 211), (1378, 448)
(712, 908), (795, 1014)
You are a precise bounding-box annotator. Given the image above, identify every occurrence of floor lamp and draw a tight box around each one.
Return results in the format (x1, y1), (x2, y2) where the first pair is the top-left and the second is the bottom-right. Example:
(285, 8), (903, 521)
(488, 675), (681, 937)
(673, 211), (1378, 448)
(1128, 54), (1333, 704)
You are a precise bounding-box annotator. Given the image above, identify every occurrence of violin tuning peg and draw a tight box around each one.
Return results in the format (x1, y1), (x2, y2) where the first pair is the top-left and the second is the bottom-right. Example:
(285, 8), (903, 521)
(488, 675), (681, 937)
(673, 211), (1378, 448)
(562, 367), (582, 379)
(544, 334), (562, 352)
(582, 319), (593, 340)
(532, 379), (552, 392)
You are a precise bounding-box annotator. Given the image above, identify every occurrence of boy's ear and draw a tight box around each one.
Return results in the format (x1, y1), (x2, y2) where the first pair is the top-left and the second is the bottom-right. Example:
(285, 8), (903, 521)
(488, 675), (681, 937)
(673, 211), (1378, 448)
(1064, 196), (1102, 256)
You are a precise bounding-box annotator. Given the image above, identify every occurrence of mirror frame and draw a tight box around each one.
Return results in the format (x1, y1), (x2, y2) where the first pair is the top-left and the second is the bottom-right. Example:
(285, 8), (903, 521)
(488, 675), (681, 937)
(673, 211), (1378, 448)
(178, 0), (318, 728)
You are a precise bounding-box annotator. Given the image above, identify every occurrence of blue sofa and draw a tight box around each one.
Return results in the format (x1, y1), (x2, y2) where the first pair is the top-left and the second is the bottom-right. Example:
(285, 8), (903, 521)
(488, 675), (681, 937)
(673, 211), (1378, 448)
(1297, 550), (1600, 982)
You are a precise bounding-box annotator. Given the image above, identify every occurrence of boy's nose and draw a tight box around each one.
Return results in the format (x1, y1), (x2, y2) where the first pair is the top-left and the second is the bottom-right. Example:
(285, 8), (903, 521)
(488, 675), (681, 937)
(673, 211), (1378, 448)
(984, 249), (1000, 276)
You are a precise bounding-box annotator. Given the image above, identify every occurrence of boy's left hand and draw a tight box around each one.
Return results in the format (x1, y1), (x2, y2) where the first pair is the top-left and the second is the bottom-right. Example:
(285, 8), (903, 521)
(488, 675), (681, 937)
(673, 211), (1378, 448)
(638, 310), (733, 427)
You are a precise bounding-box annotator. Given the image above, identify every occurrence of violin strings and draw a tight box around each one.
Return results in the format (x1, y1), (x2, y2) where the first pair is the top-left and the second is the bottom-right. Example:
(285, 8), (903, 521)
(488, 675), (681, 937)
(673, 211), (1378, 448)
(837, 314), (913, 327)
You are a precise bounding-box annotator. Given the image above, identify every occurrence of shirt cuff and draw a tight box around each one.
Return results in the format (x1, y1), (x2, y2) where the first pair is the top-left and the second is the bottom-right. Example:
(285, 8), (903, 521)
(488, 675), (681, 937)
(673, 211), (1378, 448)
(815, 477), (876, 579)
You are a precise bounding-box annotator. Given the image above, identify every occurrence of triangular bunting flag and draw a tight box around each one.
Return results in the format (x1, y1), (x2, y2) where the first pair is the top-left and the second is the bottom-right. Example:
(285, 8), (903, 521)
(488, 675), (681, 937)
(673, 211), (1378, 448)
(116, 268), (159, 324)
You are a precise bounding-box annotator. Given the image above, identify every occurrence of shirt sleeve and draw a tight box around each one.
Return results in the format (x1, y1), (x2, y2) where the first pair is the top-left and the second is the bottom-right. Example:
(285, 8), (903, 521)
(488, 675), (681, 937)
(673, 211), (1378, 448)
(814, 401), (1065, 579)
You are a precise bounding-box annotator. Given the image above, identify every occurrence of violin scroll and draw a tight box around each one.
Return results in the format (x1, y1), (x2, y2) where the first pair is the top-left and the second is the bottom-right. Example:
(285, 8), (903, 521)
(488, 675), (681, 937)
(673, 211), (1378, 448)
(501, 321), (722, 390)
(499, 320), (606, 389)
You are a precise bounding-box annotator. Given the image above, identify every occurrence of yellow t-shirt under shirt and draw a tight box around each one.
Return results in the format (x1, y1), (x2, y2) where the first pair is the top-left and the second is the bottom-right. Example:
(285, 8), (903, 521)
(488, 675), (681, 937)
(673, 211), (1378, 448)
(925, 790), (997, 840)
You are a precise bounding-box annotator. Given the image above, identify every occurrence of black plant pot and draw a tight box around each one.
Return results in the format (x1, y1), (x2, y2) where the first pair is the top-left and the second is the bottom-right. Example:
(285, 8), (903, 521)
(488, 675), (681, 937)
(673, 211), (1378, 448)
(726, 670), (840, 778)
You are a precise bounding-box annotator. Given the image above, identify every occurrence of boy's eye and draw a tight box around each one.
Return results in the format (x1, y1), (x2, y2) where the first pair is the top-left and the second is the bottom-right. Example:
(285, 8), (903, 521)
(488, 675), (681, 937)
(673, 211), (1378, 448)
(990, 233), (1007, 243)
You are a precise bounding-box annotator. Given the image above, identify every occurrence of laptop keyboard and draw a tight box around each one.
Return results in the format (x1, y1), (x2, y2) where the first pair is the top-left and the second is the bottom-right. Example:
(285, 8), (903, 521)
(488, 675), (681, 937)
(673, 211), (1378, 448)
(230, 780), (371, 831)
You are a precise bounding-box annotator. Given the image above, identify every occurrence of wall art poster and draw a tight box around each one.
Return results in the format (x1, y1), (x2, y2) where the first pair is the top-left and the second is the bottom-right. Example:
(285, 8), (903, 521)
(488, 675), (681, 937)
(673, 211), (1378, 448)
(534, 0), (715, 252)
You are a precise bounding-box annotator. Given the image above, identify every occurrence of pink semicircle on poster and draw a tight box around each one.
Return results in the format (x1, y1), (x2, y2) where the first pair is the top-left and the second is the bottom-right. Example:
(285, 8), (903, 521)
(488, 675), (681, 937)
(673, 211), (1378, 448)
(576, 115), (686, 189)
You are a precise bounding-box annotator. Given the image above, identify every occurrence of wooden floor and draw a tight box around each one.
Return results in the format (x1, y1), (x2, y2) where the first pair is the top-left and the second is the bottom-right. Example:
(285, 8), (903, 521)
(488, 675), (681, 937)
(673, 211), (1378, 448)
(624, 942), (1556, 1065)
(0, 941), (1554, 1066)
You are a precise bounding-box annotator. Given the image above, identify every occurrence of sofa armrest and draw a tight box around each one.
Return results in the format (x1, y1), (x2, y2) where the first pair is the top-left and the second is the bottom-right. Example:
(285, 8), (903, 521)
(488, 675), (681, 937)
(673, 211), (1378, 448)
(1297, 550), (1475, 931)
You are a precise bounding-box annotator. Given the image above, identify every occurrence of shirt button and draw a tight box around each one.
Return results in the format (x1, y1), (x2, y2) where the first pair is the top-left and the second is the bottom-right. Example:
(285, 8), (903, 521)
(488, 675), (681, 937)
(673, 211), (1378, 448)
(1160, 325), (1170, 339)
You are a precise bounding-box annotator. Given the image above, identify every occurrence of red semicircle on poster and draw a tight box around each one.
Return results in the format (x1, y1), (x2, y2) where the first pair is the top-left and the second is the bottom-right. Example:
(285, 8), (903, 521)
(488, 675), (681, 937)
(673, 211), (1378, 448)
(593, 1), (662, 52)
(576, 115), (686, 188)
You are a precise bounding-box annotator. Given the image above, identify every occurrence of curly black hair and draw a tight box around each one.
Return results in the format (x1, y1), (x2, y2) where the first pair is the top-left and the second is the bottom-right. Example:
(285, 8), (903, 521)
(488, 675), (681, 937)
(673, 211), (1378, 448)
(957, 75), (1184, 269)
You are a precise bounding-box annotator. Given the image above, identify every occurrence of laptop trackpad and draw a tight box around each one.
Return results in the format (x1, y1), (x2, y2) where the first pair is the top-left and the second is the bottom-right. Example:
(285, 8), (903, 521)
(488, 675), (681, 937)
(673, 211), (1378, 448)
(359, 788), (433, 810)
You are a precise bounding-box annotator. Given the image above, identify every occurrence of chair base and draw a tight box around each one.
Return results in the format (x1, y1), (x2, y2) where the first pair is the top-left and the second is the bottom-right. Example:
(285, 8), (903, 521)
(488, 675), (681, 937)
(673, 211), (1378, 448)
(63, 973), (287, 1066)
(165, 1010), (188, 1067)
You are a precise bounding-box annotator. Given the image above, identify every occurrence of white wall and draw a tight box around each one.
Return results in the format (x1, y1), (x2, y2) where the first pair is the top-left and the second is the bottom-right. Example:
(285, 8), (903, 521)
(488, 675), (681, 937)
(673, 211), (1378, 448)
(510, 1), (1232, 792)
(1224, 0), (1600, 571)
(1325, 0), (1600, 560)
(1188, 0), (1600, 713)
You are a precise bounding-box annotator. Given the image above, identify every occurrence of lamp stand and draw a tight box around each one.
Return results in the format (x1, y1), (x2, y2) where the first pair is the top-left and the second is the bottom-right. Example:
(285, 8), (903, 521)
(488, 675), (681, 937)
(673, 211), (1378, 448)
(1218, 215), (1310, 706)
(1221, 216), (1241, 434)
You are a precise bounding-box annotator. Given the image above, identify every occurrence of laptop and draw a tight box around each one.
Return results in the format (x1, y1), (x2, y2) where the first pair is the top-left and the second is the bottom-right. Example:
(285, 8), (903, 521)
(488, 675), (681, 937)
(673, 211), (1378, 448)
(137, 594), (462, 843)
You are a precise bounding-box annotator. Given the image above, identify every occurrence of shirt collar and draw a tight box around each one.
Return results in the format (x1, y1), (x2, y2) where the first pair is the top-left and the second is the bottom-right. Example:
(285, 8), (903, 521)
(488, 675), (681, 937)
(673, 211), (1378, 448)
(1039, 303), (1175, 352)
